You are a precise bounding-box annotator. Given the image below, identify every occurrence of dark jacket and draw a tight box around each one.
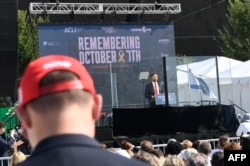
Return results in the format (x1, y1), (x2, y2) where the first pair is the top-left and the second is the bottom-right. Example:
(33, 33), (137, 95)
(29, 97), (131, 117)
(145, 82), (162, 107)
(0, 134), (15, 157)
(17, 134), (150, 166)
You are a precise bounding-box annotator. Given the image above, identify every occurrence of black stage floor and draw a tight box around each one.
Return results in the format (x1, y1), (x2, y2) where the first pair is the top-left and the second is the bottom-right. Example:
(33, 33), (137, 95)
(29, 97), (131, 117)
(95, 104), (239, 148)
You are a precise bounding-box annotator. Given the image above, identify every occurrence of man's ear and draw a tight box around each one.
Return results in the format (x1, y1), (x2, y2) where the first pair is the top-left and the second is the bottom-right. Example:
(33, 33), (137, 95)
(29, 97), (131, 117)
(15, 107), (32, 129)
(92, 94), (102, 121)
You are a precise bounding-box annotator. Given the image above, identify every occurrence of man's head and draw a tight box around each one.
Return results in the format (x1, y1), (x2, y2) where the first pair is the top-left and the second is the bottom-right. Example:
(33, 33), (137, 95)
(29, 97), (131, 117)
(17, 55), (96, 109)
(211, 151), (224, 166)
(181, 139), (193, 149)
(0, 121), (6, 134)
(198, 141), (211, 156)
(140, 140), (154, 153)
(218, 134), (229, 149)
(150, 73), (158, 82)
(187, 152), (210, 166)
(242, 113), (250, 122)
(16, 55), (102, 148)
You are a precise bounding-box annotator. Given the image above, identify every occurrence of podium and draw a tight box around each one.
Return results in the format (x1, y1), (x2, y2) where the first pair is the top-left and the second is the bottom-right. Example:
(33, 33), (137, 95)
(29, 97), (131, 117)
(155, 93), (176, 105)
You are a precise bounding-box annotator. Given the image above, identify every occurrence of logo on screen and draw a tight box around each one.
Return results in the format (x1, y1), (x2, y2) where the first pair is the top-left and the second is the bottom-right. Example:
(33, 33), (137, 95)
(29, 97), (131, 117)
(64, 27), (77, 33)
(159, 39), (171, 44)
(43, 41), (60, 47)
(131, 26), (152, 33)
(101, 27), (116, 33)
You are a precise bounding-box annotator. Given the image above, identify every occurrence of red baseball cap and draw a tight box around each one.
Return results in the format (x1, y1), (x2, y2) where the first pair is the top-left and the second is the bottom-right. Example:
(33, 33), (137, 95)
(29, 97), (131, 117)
(17, 54), (96, 109)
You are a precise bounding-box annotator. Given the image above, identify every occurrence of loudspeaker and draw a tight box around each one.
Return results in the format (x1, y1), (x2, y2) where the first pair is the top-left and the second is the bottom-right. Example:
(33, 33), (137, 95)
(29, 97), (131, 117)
(0, 0), (18, 97)
(95, 127), (113, 142)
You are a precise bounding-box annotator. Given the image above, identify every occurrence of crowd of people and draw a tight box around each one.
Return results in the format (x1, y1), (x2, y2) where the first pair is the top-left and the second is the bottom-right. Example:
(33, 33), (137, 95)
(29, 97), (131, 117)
(101, 134), (250, 166)
(0, 54), (249, 166)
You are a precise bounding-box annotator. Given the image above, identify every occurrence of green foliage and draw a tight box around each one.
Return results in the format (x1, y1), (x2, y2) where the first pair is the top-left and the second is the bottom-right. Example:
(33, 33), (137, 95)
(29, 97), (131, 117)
(0, 97), (13, 107)
(18, 10), (49, 77)
(216, 0), (250, 61)
(176, 53), (195, 65)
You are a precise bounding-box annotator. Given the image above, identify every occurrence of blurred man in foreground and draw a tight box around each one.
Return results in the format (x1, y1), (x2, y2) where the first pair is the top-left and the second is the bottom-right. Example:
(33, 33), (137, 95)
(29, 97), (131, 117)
(16, 54), (149, 166)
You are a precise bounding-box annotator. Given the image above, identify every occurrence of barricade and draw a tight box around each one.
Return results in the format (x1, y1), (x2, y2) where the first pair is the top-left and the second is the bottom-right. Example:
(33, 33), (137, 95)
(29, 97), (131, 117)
(134, 137), (241, 154)
(199, 137), (240, 149)
(0, 155), (30, 166)
(0, 157), (11, 166)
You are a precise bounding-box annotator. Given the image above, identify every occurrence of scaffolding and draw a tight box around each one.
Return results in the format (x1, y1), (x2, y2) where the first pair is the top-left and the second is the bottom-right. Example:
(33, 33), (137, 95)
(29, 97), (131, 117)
(29, 3), (181, 15)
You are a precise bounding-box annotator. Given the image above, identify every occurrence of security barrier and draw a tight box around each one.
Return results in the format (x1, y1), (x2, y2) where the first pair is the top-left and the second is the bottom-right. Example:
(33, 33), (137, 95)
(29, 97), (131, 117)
(0, 156), (11, 166)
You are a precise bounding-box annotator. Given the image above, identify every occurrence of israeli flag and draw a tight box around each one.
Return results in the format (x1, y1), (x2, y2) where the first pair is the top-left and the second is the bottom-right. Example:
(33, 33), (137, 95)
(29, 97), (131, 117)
(188, 69), (217, 99)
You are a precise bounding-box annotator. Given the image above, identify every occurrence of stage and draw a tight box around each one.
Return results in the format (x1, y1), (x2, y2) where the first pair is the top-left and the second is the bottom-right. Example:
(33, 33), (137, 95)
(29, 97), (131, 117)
(95, 104), (239, 147)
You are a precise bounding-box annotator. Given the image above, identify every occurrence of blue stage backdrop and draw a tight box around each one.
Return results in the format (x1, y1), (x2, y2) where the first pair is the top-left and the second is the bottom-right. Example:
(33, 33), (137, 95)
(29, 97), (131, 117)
(38, 23), (176, 110)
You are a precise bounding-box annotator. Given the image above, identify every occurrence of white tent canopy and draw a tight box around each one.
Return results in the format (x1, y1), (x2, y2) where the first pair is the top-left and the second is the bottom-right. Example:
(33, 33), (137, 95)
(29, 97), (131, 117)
(175, 56), (250, 114)
(219, 59), (250, 84)
(176, 56), (243, 84)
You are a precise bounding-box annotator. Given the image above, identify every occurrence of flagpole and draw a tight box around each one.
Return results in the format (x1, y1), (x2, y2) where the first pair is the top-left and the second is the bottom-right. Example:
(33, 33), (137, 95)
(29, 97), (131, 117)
(200, 89), (203, 106)
(187, 64), (191, 103)
(163, 56), (169, 107)
(215, 56), (221, 104)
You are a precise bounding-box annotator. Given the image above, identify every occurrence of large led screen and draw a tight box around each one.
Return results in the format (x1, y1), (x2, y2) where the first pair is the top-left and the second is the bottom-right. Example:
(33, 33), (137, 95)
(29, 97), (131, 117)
(38, 23), (176, 110)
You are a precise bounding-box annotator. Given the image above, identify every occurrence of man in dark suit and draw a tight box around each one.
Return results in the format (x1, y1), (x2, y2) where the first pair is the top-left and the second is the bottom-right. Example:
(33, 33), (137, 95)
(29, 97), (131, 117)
(0, 121), (15, 156)
(0, 121), (16, 166)
(145, 73), (162, 107)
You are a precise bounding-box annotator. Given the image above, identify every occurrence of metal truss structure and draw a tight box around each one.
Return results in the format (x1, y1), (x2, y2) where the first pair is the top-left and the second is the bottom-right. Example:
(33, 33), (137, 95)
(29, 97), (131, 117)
(29, 3), (181, 15)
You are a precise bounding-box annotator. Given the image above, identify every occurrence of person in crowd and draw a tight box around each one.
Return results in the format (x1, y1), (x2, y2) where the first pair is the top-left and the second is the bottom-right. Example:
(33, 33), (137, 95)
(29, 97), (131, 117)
(198, 141), (212, 160)
(166, 141), (183, 156)
(145, 73), (163, 107)
(178, 148), (198, 166)
(236, 113), (250, 136)
(119, 140), (135, 158)
(114, 140), (134, 159)
(0, 122), (23, 166)
(211, 151), (223, 166)
(210, 134), (229, 157)
(224, 141), (241, 150)
(10, 139), (26, 166)
(138, 140), (154, 154)
(135, 140), (162, 166)
(10, 151), (26, 166)
(134, 150), (161, 166)
(192, 140), (200, 151)
(15, 54), (149, 166)
(167, 138), (177, 144)
(241, 135), (250, 150)
(151, 148), (166, 166)
(178, 140), (194, 160)
(0, 121), (16, 158)
(236, 114), (243, 123)
(181, 140), (193, 149)
(186, 152), (211, 166)
(164, 155), (184, 166)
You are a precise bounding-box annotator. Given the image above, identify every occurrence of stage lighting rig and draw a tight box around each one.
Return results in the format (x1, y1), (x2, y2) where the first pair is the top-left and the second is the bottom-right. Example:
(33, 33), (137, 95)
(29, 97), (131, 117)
(29, 3), (181, 15)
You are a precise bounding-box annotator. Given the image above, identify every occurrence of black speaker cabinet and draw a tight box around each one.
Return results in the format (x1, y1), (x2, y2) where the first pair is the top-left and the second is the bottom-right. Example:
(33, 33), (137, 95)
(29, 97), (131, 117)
(0, 0), (18, 97)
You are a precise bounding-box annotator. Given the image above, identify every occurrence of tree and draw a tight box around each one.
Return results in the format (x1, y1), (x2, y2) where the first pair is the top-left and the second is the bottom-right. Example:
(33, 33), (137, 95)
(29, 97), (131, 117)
(176, 53), (196, 65)
(18, 10), (49, 77)
(216, 0), (250, 61)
